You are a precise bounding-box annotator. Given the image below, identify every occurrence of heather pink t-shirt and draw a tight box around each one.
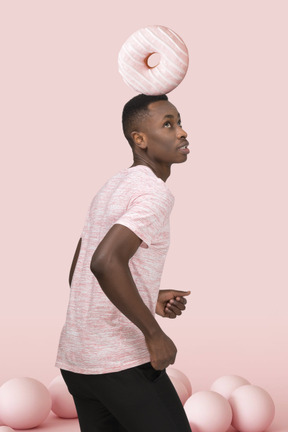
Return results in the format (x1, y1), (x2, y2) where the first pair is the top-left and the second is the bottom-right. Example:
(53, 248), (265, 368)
(55, 165), (175, 374)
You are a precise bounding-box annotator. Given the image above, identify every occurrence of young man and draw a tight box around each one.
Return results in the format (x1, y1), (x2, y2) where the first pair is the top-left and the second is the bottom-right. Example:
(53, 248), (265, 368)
(55, 94), (192, 431)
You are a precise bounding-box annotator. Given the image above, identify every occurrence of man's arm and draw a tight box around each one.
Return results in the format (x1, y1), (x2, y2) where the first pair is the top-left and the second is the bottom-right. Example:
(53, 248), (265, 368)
(69, 237), (82, 287)
(90, 223), (177, 370)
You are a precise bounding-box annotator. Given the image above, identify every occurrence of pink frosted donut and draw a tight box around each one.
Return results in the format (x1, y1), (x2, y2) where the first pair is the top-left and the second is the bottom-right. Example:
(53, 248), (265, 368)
(118, 25), (189, 95)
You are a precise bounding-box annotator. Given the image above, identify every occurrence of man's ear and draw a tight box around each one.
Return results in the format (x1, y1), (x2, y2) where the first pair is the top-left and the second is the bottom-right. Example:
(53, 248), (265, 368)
(130, 131), (147, 149)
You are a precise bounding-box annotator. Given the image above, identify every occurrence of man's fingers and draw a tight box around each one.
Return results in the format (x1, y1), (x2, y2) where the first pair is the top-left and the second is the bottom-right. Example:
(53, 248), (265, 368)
(163, 290), (191, 318)
(175, 296), (187, 305)
(172, 290), (191, 297)
(165, 307), (176, 318)
(166, 303), (182, 315)
(169, 299), (186, 310)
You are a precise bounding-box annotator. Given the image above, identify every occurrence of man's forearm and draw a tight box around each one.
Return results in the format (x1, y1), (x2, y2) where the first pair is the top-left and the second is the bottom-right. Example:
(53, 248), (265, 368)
(91, 259), (162, 339)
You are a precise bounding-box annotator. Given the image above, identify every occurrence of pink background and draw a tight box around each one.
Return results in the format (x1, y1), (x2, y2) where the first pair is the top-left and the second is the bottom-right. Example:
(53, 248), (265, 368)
(1, 0), (287, 430)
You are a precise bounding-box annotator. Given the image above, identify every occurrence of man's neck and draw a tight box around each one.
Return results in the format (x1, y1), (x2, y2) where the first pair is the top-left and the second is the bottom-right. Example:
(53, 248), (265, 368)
(130, 157), (171, 182)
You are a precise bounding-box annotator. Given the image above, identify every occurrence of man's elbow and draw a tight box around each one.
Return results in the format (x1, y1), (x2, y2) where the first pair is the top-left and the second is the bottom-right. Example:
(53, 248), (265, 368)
(90, 251), (118, 277)
(90, 253), (104, 276)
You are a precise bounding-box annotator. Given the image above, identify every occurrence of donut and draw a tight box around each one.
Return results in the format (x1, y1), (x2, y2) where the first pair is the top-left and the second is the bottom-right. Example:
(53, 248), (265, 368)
(118, 25), (189, 95)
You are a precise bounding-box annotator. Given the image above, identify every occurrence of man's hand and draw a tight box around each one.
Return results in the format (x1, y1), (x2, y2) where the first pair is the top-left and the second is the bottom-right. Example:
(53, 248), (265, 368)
(156, 290), (191, 319)
(145, 329), (177, 370)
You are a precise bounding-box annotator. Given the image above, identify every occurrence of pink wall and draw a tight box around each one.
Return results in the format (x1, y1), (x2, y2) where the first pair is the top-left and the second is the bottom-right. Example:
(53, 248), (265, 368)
(1, 1), (287, 429)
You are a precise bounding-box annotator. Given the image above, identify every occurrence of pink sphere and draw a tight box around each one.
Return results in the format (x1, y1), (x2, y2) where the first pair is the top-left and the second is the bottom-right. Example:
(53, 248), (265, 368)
(211, 375), (250, 399)
(0, 427), (15, 432)
(0, 377), (51, 429)
(168, 375), (190, 405)
(184, 390), (232, 432)
(229, 384), (275, 432)
(48, 375), (77, 418)
(0, 411), (5, 425)
(167, 367), (192, 397)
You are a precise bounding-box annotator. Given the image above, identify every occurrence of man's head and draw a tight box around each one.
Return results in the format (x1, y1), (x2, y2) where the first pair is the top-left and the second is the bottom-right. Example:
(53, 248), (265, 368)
(122, 94), (189, 166)
(122, 94), (169, 147)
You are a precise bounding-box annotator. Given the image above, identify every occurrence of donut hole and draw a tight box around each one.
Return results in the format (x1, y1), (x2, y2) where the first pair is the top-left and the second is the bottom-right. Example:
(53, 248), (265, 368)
(145, 52), (161, 69)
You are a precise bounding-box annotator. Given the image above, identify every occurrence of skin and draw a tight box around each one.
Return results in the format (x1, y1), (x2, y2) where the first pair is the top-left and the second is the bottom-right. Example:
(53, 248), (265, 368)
(69, 100), (191, 370)
(130, 100), (190, 181)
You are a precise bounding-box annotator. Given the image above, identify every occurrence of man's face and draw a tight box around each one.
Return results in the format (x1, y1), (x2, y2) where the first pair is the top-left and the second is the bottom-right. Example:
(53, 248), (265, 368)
(137, 100), (189, 165)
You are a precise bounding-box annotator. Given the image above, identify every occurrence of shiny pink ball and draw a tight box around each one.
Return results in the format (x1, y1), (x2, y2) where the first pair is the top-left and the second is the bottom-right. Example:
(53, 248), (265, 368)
(211, 375), (250, 399)
(229, 384), (275, 432)
(184, 390), (232, 432)
(0, 377), (51, 429)
(0, 411), (5, 425)
(48, 375), (77, 418)
(167, 367), (192, 397)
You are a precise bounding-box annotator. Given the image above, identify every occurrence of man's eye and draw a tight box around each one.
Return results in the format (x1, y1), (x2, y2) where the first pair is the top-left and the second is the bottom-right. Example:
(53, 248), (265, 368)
(178, 120), (182, 127)
(164, 121), (171, 127)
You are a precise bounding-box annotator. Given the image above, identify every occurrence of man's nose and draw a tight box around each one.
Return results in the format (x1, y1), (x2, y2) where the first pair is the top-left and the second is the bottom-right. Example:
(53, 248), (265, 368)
(177, 125), (188, 139)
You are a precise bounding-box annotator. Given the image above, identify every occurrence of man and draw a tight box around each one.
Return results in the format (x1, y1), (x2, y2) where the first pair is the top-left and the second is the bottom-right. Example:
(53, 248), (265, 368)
(55, 94), (192, 431)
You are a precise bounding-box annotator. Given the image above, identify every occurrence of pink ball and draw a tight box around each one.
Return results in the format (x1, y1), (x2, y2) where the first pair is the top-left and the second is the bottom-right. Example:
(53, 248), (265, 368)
(0, 377), (51, 429)
(168, 375), (190, 405)
(229, 384), (275, 432)
(0, 427), (15, 432)
(0, 411), (5, 425)
(167, 367), (192, 397)
(211, 375), (250, 399)
(48, 375), (77, 419)
(184, 390), (232, 432)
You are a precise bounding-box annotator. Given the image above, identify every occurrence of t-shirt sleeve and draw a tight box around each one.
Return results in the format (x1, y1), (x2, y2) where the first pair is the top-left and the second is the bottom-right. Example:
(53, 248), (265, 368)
(115, 189), (174, 248)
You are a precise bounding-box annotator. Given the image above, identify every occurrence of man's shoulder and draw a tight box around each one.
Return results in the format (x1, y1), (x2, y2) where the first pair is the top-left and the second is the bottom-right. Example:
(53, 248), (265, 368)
(94, 166), (174, 205)
(125, 167), (173, 196)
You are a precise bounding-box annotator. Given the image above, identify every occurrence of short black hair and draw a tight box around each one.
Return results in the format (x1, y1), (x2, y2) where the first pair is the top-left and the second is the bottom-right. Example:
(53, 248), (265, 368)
(122, 94), (168, 147)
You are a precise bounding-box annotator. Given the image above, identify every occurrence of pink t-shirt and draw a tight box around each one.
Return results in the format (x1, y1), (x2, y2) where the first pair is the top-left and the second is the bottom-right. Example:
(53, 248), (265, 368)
(55, 165), (175, 374)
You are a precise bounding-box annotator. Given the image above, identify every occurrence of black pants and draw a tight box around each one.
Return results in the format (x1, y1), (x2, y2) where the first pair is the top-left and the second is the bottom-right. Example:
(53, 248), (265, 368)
(60, 362), (191, 432)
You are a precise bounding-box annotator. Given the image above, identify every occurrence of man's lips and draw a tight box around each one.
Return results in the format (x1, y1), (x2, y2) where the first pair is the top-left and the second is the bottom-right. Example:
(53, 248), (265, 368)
(177, 140), (189, 149)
